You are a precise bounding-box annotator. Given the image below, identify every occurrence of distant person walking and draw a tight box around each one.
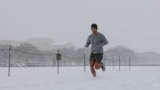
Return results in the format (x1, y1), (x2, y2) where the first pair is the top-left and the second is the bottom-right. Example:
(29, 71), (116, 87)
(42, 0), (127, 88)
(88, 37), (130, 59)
(85, 23), (109, 77)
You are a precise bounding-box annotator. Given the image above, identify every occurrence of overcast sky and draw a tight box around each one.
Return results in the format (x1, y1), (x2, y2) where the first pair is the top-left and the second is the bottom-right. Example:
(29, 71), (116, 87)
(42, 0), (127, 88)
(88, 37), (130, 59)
(0, 0), (160, 53)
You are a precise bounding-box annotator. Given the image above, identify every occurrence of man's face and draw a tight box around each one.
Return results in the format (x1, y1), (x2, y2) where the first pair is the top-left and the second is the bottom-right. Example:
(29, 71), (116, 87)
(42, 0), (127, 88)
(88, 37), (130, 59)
(91, 27), (97, 34)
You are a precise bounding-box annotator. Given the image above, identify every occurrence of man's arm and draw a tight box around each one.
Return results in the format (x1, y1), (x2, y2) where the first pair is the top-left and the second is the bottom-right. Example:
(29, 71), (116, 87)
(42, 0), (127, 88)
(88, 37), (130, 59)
(97, 35), (109, 47)
(85, 36), (91, 48)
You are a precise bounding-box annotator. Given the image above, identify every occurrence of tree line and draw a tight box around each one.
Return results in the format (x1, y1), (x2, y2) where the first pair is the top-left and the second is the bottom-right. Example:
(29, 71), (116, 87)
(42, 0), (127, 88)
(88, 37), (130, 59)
(0, 43), (160, 67)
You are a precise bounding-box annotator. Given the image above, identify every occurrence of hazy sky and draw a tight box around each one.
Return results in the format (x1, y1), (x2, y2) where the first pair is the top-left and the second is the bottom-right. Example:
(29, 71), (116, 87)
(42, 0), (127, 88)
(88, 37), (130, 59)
(0, 0), (160, 53)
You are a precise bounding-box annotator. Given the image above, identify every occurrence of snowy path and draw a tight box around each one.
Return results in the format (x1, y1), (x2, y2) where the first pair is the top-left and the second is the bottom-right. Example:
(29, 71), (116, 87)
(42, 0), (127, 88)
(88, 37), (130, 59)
(0, 66), (160, 90)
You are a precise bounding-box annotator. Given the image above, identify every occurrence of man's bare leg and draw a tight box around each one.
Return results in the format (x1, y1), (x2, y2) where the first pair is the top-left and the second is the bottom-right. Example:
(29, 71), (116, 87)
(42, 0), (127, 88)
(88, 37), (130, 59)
(95, 63), (102, 70)
(95, 63), (105, 71)
(90, 60), (96, 77)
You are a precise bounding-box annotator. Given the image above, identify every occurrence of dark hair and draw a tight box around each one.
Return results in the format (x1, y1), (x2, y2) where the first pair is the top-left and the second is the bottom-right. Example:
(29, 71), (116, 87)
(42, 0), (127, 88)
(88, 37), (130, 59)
(91, 23), (98, 30)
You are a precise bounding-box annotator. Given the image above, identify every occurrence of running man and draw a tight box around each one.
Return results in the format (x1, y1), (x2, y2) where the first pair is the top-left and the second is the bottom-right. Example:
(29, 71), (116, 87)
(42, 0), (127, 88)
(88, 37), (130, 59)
(85, 23), (109, 77)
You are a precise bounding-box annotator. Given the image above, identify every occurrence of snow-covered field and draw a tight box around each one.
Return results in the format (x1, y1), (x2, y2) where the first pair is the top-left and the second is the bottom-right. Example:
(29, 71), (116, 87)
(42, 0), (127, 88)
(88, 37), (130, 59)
(0, 66), (160, 90)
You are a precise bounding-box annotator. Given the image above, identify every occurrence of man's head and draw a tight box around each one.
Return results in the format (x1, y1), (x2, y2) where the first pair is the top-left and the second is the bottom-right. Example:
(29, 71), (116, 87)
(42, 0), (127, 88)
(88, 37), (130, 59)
(91, 23), (98, 34)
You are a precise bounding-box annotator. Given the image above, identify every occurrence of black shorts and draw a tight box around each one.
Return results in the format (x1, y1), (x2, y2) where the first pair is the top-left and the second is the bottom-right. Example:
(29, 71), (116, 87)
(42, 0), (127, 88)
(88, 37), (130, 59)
(90, 53), (103, 63)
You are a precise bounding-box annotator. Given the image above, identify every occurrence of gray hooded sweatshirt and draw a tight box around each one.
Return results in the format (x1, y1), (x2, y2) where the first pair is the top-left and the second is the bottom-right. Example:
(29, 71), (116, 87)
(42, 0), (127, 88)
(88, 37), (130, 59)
(85, 32), (108, 54)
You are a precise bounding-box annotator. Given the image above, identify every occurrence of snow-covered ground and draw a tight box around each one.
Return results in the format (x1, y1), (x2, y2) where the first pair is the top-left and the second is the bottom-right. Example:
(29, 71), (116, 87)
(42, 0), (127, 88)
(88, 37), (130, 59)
(0, 66), (160, 90)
